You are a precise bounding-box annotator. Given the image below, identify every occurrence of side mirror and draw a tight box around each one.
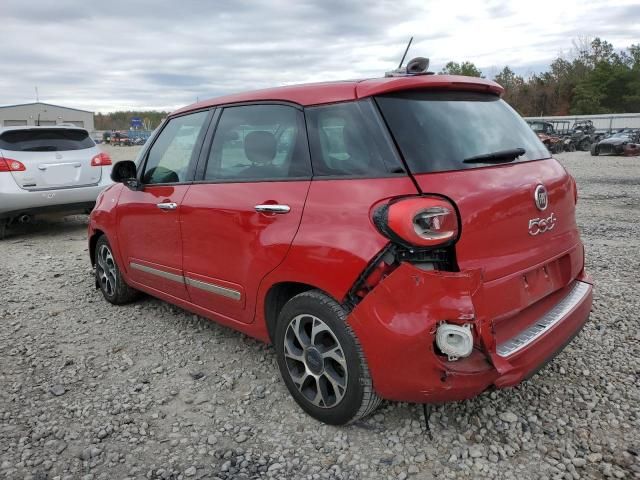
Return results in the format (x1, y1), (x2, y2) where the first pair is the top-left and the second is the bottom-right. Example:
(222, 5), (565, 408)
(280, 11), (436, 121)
(110, 160), (141, 190)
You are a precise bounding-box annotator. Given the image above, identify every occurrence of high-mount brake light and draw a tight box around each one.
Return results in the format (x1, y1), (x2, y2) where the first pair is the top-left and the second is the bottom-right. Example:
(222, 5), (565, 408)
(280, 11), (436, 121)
(0, 157), (26, 172)
(373, 196), (459, 248)
(91, 152), (112, 167)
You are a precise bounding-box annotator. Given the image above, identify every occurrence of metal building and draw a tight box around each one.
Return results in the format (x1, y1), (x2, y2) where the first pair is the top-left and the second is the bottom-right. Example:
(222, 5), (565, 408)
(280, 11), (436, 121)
(524, 113), (640, 131)
(0, 102), (95, 132)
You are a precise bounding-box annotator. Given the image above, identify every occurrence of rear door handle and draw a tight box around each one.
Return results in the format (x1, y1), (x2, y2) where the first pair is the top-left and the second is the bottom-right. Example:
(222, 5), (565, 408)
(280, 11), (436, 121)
(157, 202), (178, 211)
(254, 204), (291, 214)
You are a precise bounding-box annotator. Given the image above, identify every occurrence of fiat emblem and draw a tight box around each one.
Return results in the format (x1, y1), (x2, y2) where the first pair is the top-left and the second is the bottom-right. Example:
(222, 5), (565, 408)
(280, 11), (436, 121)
(534, 185), (548, 211)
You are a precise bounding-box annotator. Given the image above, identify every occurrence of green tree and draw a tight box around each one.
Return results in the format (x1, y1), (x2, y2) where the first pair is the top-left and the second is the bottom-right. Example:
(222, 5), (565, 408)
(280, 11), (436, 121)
(439, 61), (483, 77)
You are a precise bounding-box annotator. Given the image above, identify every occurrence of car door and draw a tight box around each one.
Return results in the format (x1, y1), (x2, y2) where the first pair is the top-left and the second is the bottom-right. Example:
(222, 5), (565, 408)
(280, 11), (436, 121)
(117, 109), (211, 300)
(181, 104), (312, 324)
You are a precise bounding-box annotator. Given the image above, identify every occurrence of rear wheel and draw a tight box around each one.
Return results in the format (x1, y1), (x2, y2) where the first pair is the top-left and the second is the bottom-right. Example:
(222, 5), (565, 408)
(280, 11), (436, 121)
(95, 235), (138, 304)
(275, 290), (381, 425)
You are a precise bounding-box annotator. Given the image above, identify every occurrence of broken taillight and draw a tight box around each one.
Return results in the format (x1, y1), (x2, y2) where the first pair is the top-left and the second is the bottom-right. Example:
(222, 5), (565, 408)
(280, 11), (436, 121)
(373, 196), (460, 248)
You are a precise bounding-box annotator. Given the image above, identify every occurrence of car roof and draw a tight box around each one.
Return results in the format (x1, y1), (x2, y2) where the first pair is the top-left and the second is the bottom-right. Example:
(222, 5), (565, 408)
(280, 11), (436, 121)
(171, 74), (504, 116)
(0, 125), (88, 134)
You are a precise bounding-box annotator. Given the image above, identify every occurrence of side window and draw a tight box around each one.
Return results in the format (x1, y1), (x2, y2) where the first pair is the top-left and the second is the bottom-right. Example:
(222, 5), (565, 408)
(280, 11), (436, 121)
(142, 111), (209, 185)
(204, 105), (311, 181)
(305, 100), (403, 176)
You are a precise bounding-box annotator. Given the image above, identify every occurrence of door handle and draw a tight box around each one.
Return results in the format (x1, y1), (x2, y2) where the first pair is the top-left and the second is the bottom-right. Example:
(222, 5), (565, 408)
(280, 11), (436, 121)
(157, 202), (178, 211)
(254, 204), (291, 214)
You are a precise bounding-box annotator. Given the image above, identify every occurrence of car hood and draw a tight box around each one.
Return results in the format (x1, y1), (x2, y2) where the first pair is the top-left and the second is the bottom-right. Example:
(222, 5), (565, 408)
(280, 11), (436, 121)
(600, 137), (628, 145)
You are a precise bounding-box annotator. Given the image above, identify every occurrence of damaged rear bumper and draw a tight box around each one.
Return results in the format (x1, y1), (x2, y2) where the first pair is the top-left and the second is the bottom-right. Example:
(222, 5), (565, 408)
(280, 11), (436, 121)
(347, 256), (593, 403)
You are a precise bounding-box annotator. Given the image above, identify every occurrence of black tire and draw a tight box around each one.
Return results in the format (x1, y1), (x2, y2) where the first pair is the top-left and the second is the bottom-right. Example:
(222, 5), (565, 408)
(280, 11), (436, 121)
(579, 139), (591, 151)
(95, 235), (138, 304)
(275, 290), (381, 425)
(590, 144), (599, 156)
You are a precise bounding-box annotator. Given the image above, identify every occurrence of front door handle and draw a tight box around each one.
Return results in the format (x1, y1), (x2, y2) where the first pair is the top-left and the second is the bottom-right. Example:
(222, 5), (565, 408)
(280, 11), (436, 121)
(157, 202), (178, 211)
(254, 204), (291, 214)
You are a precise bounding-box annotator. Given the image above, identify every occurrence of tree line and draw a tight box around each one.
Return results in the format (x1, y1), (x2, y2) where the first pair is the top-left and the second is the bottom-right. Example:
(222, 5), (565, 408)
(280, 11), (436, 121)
(94, 110), (168, 131)
(439, 37), (640, 116)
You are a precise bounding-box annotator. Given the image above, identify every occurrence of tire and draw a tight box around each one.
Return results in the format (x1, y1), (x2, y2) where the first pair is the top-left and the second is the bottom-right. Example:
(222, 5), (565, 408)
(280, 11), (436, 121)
(590, 144), (599, 156)
(274, 290), (381, 425)
(95, 235), (139, 305)
(0, 221), (6, 240)
(579, 139), (591, 151)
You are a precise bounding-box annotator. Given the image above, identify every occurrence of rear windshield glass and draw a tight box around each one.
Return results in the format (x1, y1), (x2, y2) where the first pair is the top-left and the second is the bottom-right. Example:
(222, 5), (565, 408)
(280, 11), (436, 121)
(376, 91), (549, 173)
(0, 129), (95, 152)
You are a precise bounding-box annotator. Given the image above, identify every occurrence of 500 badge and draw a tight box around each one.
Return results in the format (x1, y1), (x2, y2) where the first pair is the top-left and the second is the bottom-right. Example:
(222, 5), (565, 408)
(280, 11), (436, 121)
(529, 212), (556, 236)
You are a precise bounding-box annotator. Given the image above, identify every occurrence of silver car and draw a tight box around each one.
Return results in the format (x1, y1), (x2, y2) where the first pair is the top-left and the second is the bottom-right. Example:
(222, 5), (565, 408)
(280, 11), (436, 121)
(0, 126), (113, 239)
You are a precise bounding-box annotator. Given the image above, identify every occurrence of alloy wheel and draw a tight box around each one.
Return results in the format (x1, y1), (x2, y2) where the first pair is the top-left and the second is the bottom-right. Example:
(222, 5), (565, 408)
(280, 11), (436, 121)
(96, 244), (118, 297)
(283, 314), (348, 408)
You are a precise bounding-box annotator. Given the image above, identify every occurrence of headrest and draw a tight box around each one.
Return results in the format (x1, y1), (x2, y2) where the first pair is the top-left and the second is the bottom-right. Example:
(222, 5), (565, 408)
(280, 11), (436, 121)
(244, 131), (276, 164)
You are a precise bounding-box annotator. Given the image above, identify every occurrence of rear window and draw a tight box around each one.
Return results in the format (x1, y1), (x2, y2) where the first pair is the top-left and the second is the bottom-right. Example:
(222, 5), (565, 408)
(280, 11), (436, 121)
(375, 91), (549, 173)
(0, 128), (95, 152)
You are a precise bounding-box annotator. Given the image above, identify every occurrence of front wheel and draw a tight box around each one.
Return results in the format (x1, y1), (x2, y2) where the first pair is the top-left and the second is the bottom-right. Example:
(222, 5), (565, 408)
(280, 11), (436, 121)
(275, 290), (381, 425)
(590, 144), (599, 156)
(95, 235), (139, 304)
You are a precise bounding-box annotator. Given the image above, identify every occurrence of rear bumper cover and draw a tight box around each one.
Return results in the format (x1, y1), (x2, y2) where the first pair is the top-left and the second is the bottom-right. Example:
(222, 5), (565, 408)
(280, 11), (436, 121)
(347, 259), (593, 403)
(0, 173), (111, 219)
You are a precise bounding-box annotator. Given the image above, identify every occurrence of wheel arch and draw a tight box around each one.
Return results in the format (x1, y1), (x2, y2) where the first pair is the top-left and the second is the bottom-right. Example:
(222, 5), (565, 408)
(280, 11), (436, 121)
(264, 282), (339, 344)
(89, 229), (105, 266)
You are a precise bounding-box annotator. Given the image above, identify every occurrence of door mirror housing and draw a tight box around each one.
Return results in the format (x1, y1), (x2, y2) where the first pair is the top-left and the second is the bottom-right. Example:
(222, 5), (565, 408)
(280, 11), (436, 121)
(110, 160), (141, 190)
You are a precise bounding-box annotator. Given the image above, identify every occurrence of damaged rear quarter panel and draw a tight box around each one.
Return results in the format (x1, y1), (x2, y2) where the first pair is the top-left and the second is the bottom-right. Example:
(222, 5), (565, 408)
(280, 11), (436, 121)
(347, 262), (494, 402)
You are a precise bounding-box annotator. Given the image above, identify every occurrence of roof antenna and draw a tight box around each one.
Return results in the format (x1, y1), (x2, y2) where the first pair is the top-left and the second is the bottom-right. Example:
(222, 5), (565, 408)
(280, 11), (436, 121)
(398, 36), (413, 69)
(386, 37), (430, 77)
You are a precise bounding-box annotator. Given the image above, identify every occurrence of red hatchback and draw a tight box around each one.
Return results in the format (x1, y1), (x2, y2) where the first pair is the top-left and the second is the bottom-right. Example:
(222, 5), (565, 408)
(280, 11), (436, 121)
(89, 71), (592, 425)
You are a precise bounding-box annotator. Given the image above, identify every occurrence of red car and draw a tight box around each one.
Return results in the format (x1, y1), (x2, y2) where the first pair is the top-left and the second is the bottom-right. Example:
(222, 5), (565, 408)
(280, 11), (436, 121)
(89, 68), (592, 425)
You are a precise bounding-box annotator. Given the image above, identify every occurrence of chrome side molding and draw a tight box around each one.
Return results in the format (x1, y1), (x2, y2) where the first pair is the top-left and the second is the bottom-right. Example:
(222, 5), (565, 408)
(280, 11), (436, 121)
(496, 281), (591, 358)
(129, 262), (241, 301)
(130, 262), (184, 283)
(185, 277), (241, 301)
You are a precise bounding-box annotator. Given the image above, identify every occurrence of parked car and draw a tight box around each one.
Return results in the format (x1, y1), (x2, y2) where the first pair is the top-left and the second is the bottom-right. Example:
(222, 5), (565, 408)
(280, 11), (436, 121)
(89, 68), (593, 425)
(0, 126), (113, 239)
(111, 132), (132, 146)
(527, 121), (564, 153)
(591, 129), (640, 156)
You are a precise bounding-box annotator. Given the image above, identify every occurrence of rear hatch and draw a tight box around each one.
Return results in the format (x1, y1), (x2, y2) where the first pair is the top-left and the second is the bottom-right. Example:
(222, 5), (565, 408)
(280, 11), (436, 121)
(0, 128), (101, 190)
(375, 90), (581, 296)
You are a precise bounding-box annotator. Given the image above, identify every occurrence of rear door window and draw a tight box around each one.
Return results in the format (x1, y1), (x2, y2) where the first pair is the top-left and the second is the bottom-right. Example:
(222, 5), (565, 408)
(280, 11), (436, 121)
(0, 128), (95, 151)
(141, 110), (209, 185)
(375, 91), (550, 173)
(203, 104), (311, 181)
(305, 100), (403, 177)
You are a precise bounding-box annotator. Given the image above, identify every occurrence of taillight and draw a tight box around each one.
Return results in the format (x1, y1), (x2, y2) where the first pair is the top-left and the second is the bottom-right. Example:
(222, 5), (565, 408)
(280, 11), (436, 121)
(373, 196), (460, 248)
(91, 152), (112, 167)
(0, 157), (26, 172)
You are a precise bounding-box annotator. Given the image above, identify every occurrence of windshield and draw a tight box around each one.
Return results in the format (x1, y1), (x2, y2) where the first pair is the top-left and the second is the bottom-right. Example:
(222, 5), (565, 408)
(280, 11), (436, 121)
(0, 128), (95, 152)
(375, 91), (549, 173)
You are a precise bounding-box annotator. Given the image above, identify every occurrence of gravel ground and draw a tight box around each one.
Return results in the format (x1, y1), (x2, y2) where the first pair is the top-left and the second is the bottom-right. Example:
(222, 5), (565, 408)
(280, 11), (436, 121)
(1, 149), (639, 480)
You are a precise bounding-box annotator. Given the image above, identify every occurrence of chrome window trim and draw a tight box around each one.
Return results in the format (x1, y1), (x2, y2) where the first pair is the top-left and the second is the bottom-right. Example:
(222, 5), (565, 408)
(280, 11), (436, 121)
(496, 281), (590, 358)
(185, 277), (241, 301)
(129, 262), (185, 284)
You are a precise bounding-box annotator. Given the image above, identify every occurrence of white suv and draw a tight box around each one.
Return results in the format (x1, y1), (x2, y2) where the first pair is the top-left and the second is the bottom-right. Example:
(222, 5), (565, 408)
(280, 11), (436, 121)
(0, 126), (113, 239)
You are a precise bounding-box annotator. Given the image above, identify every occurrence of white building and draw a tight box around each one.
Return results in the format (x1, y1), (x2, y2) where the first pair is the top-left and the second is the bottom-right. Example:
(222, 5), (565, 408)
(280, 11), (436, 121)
(0, 102), (95, 132)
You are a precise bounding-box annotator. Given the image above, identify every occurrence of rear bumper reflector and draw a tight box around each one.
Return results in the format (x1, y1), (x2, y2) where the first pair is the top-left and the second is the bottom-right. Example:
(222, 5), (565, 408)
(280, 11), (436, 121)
(496, 281), (591, 357)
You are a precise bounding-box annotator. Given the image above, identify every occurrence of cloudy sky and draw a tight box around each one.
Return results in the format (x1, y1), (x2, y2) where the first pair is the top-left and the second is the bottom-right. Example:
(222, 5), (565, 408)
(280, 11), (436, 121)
(1, 0), (638, 113)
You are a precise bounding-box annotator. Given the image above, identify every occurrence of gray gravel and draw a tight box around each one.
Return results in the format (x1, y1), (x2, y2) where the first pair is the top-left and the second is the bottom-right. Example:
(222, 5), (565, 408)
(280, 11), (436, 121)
(1, 150), (639, 479)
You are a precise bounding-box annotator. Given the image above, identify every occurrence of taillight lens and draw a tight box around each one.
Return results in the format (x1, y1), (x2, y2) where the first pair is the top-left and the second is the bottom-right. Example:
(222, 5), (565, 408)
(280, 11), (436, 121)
(373, 196), (459, 248)
(91, 152), (112, 167)
(0, 157), (26, 172)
